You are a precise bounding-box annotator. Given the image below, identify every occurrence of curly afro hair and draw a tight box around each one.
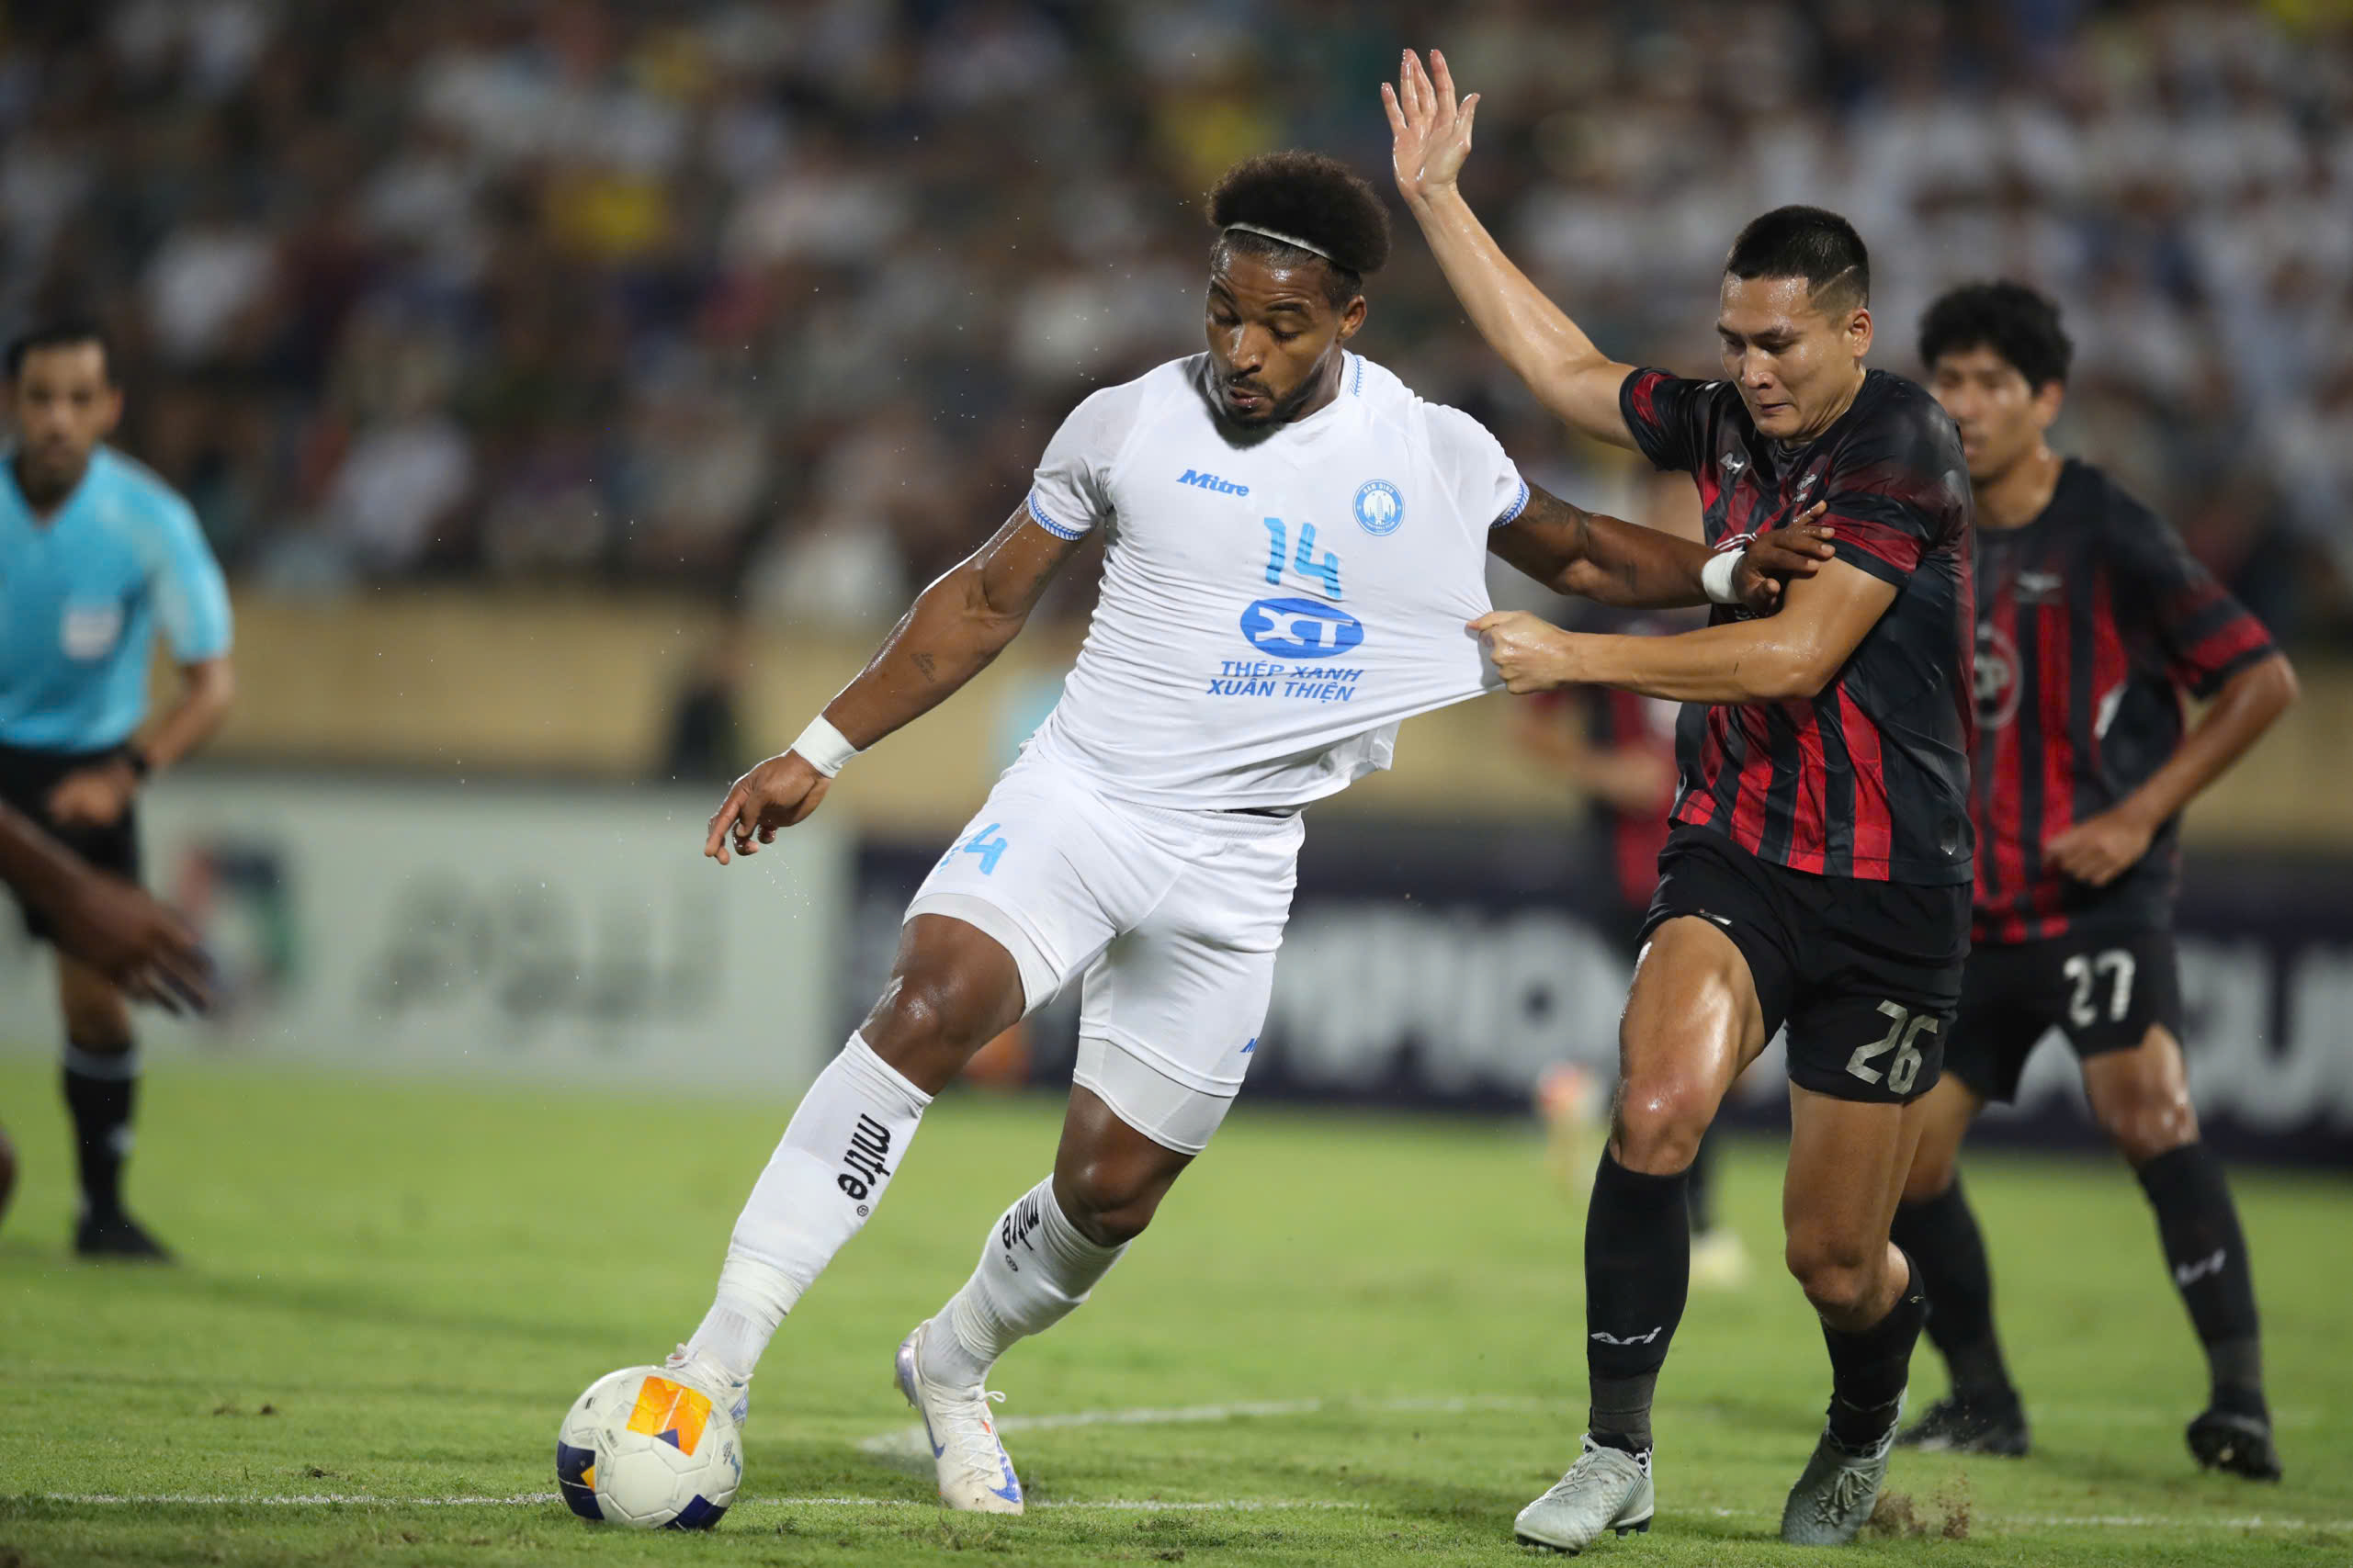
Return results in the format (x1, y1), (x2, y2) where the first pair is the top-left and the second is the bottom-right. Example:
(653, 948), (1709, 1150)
(1207, 151), (1390, 305)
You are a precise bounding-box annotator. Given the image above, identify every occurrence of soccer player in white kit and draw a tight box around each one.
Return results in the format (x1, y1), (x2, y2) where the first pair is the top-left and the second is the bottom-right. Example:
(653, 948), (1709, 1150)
(667, 152), (1833, 1513)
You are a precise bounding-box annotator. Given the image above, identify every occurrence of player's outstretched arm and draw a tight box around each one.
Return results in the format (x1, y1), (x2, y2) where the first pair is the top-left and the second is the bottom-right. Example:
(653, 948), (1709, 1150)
(0, 803), (210, 1012)
(1385, 50), (1639, 449)
(1474, 557), (1897, 701)
(1490, 485), (1836, 612)
(705, 508), (1084, 863)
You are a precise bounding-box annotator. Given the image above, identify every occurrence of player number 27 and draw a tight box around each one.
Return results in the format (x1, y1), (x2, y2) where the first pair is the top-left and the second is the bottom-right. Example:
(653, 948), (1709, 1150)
(1847, 1000), (1936, 1095)
(2063, 949), (2136, 1029)
(1261, 517), (1342, 599)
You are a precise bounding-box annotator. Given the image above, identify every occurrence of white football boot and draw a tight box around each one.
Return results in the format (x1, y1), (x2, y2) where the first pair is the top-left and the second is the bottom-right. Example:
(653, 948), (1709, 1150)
(662, 1344), (752, 1428)
(1515, 1435), (1655, 1552)
(895, 1321), (1024, 1513)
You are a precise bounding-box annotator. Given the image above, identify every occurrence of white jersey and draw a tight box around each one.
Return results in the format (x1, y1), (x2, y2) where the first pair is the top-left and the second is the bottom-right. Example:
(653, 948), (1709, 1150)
(1021, 352), (1526, 810)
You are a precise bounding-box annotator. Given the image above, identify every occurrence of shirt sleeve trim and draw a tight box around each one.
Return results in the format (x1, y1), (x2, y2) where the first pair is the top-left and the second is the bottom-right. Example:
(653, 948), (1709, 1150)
(1488, 477), (1531, 529)
(1025, 491), (1090, 539)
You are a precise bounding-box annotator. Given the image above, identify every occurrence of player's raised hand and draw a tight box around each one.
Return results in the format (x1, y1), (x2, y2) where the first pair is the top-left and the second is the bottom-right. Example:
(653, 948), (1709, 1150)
(1735, 502), (1838, 614)
(1470, 610), (1578, 694)
(704, 751), (831, 865)
(1384, 49), (1479, 207)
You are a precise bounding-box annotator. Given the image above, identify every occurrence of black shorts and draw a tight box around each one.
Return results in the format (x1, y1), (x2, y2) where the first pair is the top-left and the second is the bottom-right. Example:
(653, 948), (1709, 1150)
(1641, 826), (1969, 1104)
(0, 741), (142, 943)
(1946, 927), (2183, 1103)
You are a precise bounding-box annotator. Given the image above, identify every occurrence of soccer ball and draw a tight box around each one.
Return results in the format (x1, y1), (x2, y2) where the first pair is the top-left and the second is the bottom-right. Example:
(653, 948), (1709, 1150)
(556, 1366), (741, 1529)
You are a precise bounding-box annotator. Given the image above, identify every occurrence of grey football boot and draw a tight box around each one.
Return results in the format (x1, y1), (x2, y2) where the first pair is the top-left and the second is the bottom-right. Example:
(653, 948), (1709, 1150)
(1514, 1435), (1654, 1552)
(1779, 1420), (1897, 1545)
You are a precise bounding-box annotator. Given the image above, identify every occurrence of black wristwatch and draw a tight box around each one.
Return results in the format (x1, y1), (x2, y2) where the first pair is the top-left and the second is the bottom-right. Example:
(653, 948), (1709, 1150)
(123, 747), (153, 782)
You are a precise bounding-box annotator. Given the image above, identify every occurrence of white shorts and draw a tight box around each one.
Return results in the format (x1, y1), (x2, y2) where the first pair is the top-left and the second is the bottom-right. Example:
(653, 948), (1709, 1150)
(906, 753), (1303, 1154)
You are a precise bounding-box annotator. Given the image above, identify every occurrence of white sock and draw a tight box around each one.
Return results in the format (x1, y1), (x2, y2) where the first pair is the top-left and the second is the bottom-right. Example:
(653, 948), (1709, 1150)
(685, 1032), (932, 1379)
(922, 1177), (1126, 1389)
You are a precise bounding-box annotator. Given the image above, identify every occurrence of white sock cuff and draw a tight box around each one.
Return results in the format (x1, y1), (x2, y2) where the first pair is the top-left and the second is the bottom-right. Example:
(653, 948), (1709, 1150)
(838, 1031), (933, 1115)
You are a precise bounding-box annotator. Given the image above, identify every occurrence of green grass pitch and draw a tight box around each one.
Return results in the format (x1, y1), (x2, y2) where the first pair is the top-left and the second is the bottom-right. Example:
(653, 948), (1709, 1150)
(0, 1059), (2345, 1566)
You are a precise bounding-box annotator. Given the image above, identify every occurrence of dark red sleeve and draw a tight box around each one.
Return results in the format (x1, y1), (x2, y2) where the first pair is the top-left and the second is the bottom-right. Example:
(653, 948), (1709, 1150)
(1617, 368), (1713, 475)
(2110, 506), (2279, 697)
(1822, 398), (1971, 587)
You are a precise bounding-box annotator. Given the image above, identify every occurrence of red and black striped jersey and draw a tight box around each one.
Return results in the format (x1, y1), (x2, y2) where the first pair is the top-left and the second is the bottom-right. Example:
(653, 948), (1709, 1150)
(1971, 459), (2278, 945)
(1620, 367), (1976, 886)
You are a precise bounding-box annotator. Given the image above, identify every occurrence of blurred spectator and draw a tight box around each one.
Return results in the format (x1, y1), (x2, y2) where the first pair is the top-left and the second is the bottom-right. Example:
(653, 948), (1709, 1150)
(0, 0), (2347, 646)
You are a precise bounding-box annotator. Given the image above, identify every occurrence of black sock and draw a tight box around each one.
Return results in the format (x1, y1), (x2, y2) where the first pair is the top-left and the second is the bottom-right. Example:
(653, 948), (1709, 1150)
(1889, 1179), (2016, 1406)
(2134, 1143), (2264, 1412)
(1585, 1149), (1691, 1452)
(1821, 1249), (1928, 1450)
(1686, 1134), (1718, 1236)
(62, 1042), (140, 1220)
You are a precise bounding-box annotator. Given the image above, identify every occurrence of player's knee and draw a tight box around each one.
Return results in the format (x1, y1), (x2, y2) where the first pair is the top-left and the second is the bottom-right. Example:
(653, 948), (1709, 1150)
(861, 966), (1002, 1083)
(1053, 1158), (1162, 1248)
(1612, 1074), (1714, 1175)
(2096, 1080), (2199, 1166)
(1784, 1233), (1881, 1319)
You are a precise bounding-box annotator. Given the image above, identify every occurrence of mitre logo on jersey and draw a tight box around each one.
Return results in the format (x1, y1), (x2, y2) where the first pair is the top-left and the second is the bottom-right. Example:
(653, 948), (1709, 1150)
(1239, 596), (1365, 660)
(1177, 468), (1250, 496)
(1976, 621), (2020, 730)
(1352, 479), (1404, 536)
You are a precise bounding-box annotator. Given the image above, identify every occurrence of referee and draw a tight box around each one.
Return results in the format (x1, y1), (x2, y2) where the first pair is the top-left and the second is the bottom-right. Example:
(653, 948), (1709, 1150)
(2, 320), (233, 1258)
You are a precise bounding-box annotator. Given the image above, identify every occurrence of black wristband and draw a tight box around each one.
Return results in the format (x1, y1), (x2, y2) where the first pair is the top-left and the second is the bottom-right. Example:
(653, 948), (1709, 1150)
(122, 747), (152, 781)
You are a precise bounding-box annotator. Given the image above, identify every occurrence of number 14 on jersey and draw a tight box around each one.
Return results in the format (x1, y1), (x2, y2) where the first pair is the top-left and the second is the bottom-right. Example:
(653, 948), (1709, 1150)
(1262, 517), (1342, 600)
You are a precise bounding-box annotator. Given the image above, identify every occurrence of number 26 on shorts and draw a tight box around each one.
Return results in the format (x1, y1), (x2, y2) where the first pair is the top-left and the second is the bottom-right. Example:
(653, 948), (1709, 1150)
(1848, 1000), (1936, 1095)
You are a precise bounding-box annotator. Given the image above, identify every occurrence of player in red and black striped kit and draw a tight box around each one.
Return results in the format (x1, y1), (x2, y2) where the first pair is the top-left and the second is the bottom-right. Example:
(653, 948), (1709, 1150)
(1892, 282), (2298, 1479)
(1391, 49), (1971, 1547)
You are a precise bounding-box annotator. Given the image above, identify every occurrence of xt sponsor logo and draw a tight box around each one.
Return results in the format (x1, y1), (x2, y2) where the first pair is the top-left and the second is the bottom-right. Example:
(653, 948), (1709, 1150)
(2174, 1247), (2227, 1287)
(1589, 1325), (1667, 1347)
(1239, 596), (1365, 660)
(1000, 1190), (1043, 1272)
(837, 1112), (895, 1200)
(1178, 468), (1250, 496)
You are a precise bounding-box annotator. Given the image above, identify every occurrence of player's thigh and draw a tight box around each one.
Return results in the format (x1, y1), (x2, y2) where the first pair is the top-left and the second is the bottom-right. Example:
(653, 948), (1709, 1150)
(1073, 810), (1299, 1157)
(2060, 931), (2192, 1157)
(888, 762), (1170, 1067)
(1614, 917), (1770, 1156)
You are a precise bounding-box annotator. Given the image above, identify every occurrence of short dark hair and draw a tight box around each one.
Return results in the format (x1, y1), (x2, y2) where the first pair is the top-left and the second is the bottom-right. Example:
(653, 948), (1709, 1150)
(1724, 206), (1870, 317)
(1917, 280), (2073, 390)
(1207, 151), (1391, 307)
(6, 317), (113, 381)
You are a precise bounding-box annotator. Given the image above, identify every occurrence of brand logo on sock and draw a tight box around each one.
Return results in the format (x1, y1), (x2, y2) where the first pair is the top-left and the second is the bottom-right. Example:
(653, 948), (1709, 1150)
(836, 1113), (895, 1200)
(1000, 1192), (1043, 1270)
(1589, 1325), (1666, 1347)
(2173, 1247), (2227, 1287)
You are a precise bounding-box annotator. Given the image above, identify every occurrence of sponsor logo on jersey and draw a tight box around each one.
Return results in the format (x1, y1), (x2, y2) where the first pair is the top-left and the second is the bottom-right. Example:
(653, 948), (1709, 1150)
(1352, 479), (1404, 536)
(2016, 570), (2065, 604)
(1975, 621), (2020, 730)
(1177, 468), (1250, 496)
(1719, 450), (1748, 479)
(1239, 597), (1365, 660)
(837, 1111), (895, 1200)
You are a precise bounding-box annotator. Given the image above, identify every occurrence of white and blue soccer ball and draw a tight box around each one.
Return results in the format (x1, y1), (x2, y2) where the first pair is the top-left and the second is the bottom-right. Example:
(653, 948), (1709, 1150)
(556, 1365), (741, 1529)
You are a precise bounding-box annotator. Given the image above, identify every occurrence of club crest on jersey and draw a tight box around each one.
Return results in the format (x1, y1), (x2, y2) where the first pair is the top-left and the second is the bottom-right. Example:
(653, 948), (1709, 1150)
(1240, 596), (1365, 660)
(1975, 621), (2020, 730)
(1352, 479), (1404, 536)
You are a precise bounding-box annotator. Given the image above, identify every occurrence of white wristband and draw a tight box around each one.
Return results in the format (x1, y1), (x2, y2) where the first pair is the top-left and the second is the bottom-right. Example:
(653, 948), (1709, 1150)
(1701, 549), (1743, 606)
(788, 716), (860, 778)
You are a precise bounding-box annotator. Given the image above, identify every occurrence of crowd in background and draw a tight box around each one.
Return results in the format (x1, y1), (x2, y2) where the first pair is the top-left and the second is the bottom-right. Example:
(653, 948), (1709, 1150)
(4, 0), (2350, 643)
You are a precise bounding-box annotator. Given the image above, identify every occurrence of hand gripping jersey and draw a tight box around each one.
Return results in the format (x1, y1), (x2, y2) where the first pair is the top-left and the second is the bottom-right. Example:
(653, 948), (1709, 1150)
(1020, 354), (1529, 810)
(1620, 367), (1976, 886)
(1971, 458), (2279, 944)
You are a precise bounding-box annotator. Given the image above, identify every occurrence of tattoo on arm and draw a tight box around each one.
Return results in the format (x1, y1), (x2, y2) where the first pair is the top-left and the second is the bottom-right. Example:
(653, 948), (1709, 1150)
(911, 651), (938, 682)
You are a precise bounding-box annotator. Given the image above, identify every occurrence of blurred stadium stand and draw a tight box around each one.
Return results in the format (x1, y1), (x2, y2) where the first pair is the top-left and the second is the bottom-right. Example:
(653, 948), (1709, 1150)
(4, 0), (2351, 643)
